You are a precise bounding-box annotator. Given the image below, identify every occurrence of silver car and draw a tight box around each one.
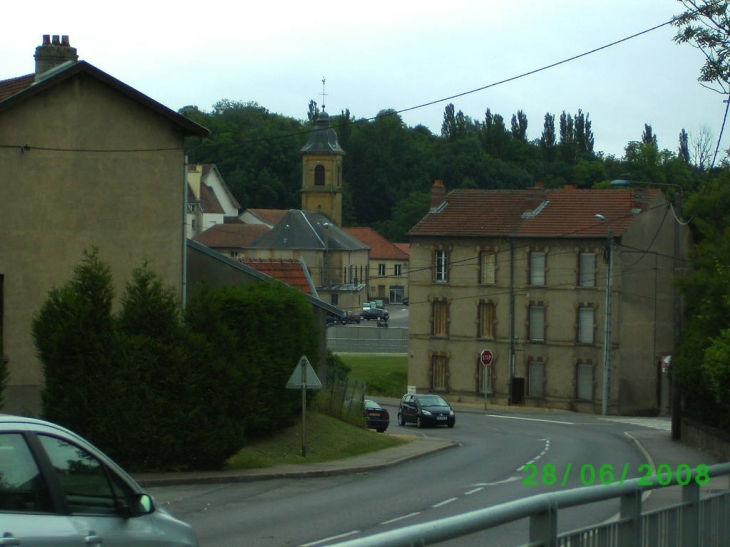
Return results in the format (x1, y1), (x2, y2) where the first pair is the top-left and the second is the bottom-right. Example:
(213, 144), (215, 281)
(0, 414), (198, 546)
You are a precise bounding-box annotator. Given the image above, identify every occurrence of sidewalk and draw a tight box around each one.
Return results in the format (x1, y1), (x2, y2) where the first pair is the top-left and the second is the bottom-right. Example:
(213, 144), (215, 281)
(133, 400), (728, 513)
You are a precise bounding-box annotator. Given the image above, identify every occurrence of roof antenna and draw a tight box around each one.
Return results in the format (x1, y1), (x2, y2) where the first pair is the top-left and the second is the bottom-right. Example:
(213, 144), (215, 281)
(321, 77), (327, 112)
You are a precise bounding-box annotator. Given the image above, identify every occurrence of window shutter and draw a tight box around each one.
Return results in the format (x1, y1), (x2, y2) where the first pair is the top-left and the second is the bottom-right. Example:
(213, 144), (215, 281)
(578, 307), (594, 343)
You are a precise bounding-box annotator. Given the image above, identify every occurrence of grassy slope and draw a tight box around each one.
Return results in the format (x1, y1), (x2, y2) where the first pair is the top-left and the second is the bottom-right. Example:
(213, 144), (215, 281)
(226, 354), (409, 469)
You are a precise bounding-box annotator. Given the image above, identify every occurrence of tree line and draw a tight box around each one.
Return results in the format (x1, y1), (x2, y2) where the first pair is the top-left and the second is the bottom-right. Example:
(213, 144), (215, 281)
(181, 101), (706, 242)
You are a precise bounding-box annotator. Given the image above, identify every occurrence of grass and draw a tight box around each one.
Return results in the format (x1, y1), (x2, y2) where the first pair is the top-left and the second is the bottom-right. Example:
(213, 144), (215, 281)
(226, 412), (407, 469)
(225, 354), (409, 470)
(339, 353), (408, 398)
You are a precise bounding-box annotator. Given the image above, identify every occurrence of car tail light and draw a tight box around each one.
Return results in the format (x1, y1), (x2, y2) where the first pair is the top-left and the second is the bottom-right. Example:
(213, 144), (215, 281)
(383, 410), (390, 418)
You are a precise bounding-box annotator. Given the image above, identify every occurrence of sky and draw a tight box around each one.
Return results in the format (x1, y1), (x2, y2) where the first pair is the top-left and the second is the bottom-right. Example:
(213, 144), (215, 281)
(4, 0), (728, 161)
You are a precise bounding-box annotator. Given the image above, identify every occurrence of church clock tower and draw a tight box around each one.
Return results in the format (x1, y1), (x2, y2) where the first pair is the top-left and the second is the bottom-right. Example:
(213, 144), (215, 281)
(300, 111), (344, 225)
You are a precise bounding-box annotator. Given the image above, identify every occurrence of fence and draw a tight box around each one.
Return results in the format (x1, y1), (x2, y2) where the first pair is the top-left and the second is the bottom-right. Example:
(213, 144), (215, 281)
(327, 463), (730, 547)
(326, 326), (408, 353)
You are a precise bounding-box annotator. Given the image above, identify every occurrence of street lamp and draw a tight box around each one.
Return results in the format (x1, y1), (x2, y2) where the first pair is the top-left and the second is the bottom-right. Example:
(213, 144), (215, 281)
(610, 179), (684, 439)
(595, 214), (613, 416)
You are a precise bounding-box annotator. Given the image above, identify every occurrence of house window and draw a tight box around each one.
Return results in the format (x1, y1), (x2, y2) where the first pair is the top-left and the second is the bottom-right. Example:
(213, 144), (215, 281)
(314, 164), (325, 185)
(378, 264), (386, 276)
(576, 362), (594, 401)
(528, 360), (545, 397)
(477, 301), (496, 339)
(435, 250), (449, 282)
(431, 299), (449, 336)
(528, 304), (545, 342)
(330, 294), (339, 306)
(529, 252), (546, 286)
(479, 251), (496, 284)
(579, 252), (596, 287)
(430, 354), (449, 391)
(394, 264), (402, 277)
(577, 306), (595, 344)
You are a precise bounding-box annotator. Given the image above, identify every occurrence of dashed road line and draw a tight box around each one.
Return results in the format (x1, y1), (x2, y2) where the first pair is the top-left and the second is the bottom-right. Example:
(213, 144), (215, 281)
(486, 414), (575, 425)
(301, 530), (360, 546)
(465, 487), (484, 495)
(380, 512), (420, 525)
(432, 497), (458, 508)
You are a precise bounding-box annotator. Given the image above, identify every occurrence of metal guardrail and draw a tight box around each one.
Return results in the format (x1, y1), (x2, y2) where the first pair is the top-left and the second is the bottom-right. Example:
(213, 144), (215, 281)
(327, 463), (730, 547)
(326, 326), (408, 353)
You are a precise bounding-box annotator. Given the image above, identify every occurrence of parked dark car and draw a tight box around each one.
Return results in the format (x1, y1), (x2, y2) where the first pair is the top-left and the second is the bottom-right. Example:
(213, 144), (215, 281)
(397, 393), (455, 428)
(364, 399), (390, 432)
(363, 308), (389, 321)
(343, 311), (362, 324)
(326, 313), (346, 325)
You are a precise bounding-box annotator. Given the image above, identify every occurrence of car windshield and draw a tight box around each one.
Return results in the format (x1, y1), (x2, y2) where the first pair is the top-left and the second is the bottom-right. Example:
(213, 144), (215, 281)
(419, 395), (448, 406)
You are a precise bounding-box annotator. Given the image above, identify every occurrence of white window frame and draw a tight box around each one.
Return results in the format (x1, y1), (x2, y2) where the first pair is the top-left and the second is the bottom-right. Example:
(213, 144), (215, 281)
(577, 306), (595, 344)
(528, 361), (545, 397)
(577, 363), (594, 401)
(435, 250), (449, 282)
(530, 252), (546, 286)
(480, 251), (496, 284)
(579, 252), (596, 287)
(529, 305), (545, 342)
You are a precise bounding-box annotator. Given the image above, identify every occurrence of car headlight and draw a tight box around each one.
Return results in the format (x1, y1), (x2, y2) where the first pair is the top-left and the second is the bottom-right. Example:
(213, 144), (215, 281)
(449, 410), (455, 416)
(421, 410), (432, 416)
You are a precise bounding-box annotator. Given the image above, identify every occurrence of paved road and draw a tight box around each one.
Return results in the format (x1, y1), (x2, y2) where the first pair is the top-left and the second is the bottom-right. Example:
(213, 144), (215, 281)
(149, 404), (668, 547)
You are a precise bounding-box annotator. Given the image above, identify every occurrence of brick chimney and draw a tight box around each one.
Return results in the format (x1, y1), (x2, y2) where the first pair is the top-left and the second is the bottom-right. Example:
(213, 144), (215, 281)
(430, 179), (446, 211)
(34, 35), (78, 79)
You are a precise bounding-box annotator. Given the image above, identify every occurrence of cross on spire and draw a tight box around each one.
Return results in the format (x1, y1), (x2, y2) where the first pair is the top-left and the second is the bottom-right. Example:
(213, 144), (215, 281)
(321, 77), (327, 111)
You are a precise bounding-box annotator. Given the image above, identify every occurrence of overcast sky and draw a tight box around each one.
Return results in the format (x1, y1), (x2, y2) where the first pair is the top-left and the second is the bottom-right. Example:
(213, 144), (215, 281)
(4, 0), (727, 161)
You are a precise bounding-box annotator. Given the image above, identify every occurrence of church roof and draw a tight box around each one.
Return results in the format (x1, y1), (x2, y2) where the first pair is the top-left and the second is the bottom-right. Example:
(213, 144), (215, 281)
(300, 112), (344, 154)
(247, 210), (368, 251)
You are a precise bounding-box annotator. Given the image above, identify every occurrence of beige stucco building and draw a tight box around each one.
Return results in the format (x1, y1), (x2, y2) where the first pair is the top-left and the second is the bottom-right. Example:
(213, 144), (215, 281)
(408, 181), (688, 415)
(0, 36), (209, 414)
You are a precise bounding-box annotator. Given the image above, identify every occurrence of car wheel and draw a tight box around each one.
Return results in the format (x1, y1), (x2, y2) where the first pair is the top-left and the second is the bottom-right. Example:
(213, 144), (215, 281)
(447, 422), (454, 428)
(416, 416), (423, 429)
(376, 428), (386, 433)
(398, 413), (405, 426)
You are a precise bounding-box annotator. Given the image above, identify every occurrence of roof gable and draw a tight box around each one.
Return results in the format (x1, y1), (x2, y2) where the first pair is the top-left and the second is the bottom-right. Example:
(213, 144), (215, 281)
(248, 211), (369, 251)
(0, 61), (208, 137)
(344, 227), (408, 260)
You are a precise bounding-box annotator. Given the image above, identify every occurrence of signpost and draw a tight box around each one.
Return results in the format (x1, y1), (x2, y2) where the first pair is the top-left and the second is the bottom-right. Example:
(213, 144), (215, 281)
(286, 356), (322, 457)
(480, 350), (494, 409)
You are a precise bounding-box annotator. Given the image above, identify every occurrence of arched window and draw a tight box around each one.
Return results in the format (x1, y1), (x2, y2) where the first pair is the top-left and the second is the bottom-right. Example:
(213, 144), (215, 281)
(314, 165), (325, 185)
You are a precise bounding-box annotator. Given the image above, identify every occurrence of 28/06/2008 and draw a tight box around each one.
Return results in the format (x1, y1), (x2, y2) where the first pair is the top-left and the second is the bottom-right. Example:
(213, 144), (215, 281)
(522, 463), (711, 488)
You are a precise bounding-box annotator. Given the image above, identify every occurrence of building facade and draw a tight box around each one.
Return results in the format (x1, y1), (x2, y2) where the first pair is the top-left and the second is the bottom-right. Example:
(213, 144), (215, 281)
(0, 36), (209, 414)
(407, 182), (687, 415)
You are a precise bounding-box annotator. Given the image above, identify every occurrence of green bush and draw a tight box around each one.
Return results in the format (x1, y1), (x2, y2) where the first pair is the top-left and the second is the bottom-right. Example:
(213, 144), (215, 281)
(32, 250), (320, 471)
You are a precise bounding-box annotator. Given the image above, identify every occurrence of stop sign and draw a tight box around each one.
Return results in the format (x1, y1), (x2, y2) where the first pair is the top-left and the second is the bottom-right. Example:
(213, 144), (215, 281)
(480, 349), (494, 365)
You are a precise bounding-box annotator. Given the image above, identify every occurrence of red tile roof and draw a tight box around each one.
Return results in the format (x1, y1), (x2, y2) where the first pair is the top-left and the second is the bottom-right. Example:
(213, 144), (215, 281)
(409, 187), (662, 239)
(237, 258), (314, 295)
(192, 223), (270, 248)
(394, 243), (410, 256)
(0, 74), (34, 102)
(344, 227), (409, 260)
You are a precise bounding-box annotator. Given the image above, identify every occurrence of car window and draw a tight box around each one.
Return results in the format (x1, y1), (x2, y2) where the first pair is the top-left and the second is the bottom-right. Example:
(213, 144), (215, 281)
(37, 435), (134, 516)
(0, 433), (54, 513)
(419, 395), (448, 406)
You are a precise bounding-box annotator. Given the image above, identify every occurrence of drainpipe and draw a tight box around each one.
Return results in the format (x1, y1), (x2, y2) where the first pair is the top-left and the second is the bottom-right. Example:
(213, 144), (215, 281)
(509, 237), (515, 405)
(182, 154), (188, 308)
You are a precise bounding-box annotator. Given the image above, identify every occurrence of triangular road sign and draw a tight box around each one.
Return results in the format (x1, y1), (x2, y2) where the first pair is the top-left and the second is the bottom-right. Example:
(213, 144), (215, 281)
(286, 356), (322, 389)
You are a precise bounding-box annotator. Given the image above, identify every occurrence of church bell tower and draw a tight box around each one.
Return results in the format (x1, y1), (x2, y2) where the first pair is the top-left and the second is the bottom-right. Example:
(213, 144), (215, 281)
(300, 110), (344, 225)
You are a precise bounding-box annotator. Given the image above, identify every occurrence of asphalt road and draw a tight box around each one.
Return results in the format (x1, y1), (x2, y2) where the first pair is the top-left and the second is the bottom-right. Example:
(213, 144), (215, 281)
(150, 405), (650, 547)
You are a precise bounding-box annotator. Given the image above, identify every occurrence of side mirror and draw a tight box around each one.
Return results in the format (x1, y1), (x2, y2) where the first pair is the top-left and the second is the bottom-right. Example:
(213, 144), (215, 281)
(125, 493), (155, 518)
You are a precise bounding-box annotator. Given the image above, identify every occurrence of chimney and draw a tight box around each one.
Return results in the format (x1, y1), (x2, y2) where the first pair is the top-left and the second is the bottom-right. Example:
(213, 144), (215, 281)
(34, 34), (78, 79)
(430, 179), (446, 211)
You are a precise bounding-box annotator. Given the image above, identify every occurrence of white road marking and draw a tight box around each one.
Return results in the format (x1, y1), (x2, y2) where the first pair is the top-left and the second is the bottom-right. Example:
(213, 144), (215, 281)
(465, 487), (484, 495)
(486, 414), (575, 425)
(471, 476), (521, 487)
(381, 512), (420, 525)
(301, 530), (360, 546)
(432, 497), (458, 508)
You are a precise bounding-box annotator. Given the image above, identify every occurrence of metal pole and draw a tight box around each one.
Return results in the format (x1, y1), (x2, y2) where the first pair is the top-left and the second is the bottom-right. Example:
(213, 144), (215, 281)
(301, 361), (307, 457)
(602, 226), (613, 416)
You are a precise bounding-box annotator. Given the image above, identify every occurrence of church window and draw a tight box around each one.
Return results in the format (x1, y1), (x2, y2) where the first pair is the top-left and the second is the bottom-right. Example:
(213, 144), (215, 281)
(314, 165), (325, 186)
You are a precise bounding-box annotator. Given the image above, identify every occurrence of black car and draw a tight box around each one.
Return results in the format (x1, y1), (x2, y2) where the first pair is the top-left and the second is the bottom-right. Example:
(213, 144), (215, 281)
(364, 399), (390, 432)
(363, 308), (389, 321)
(326, 313), (346, 325)
(397, 393), (455, 428)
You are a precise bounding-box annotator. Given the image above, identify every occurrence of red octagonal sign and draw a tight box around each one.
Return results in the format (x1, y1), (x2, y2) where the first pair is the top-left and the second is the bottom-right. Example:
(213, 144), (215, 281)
(480, 350), (494, 366)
